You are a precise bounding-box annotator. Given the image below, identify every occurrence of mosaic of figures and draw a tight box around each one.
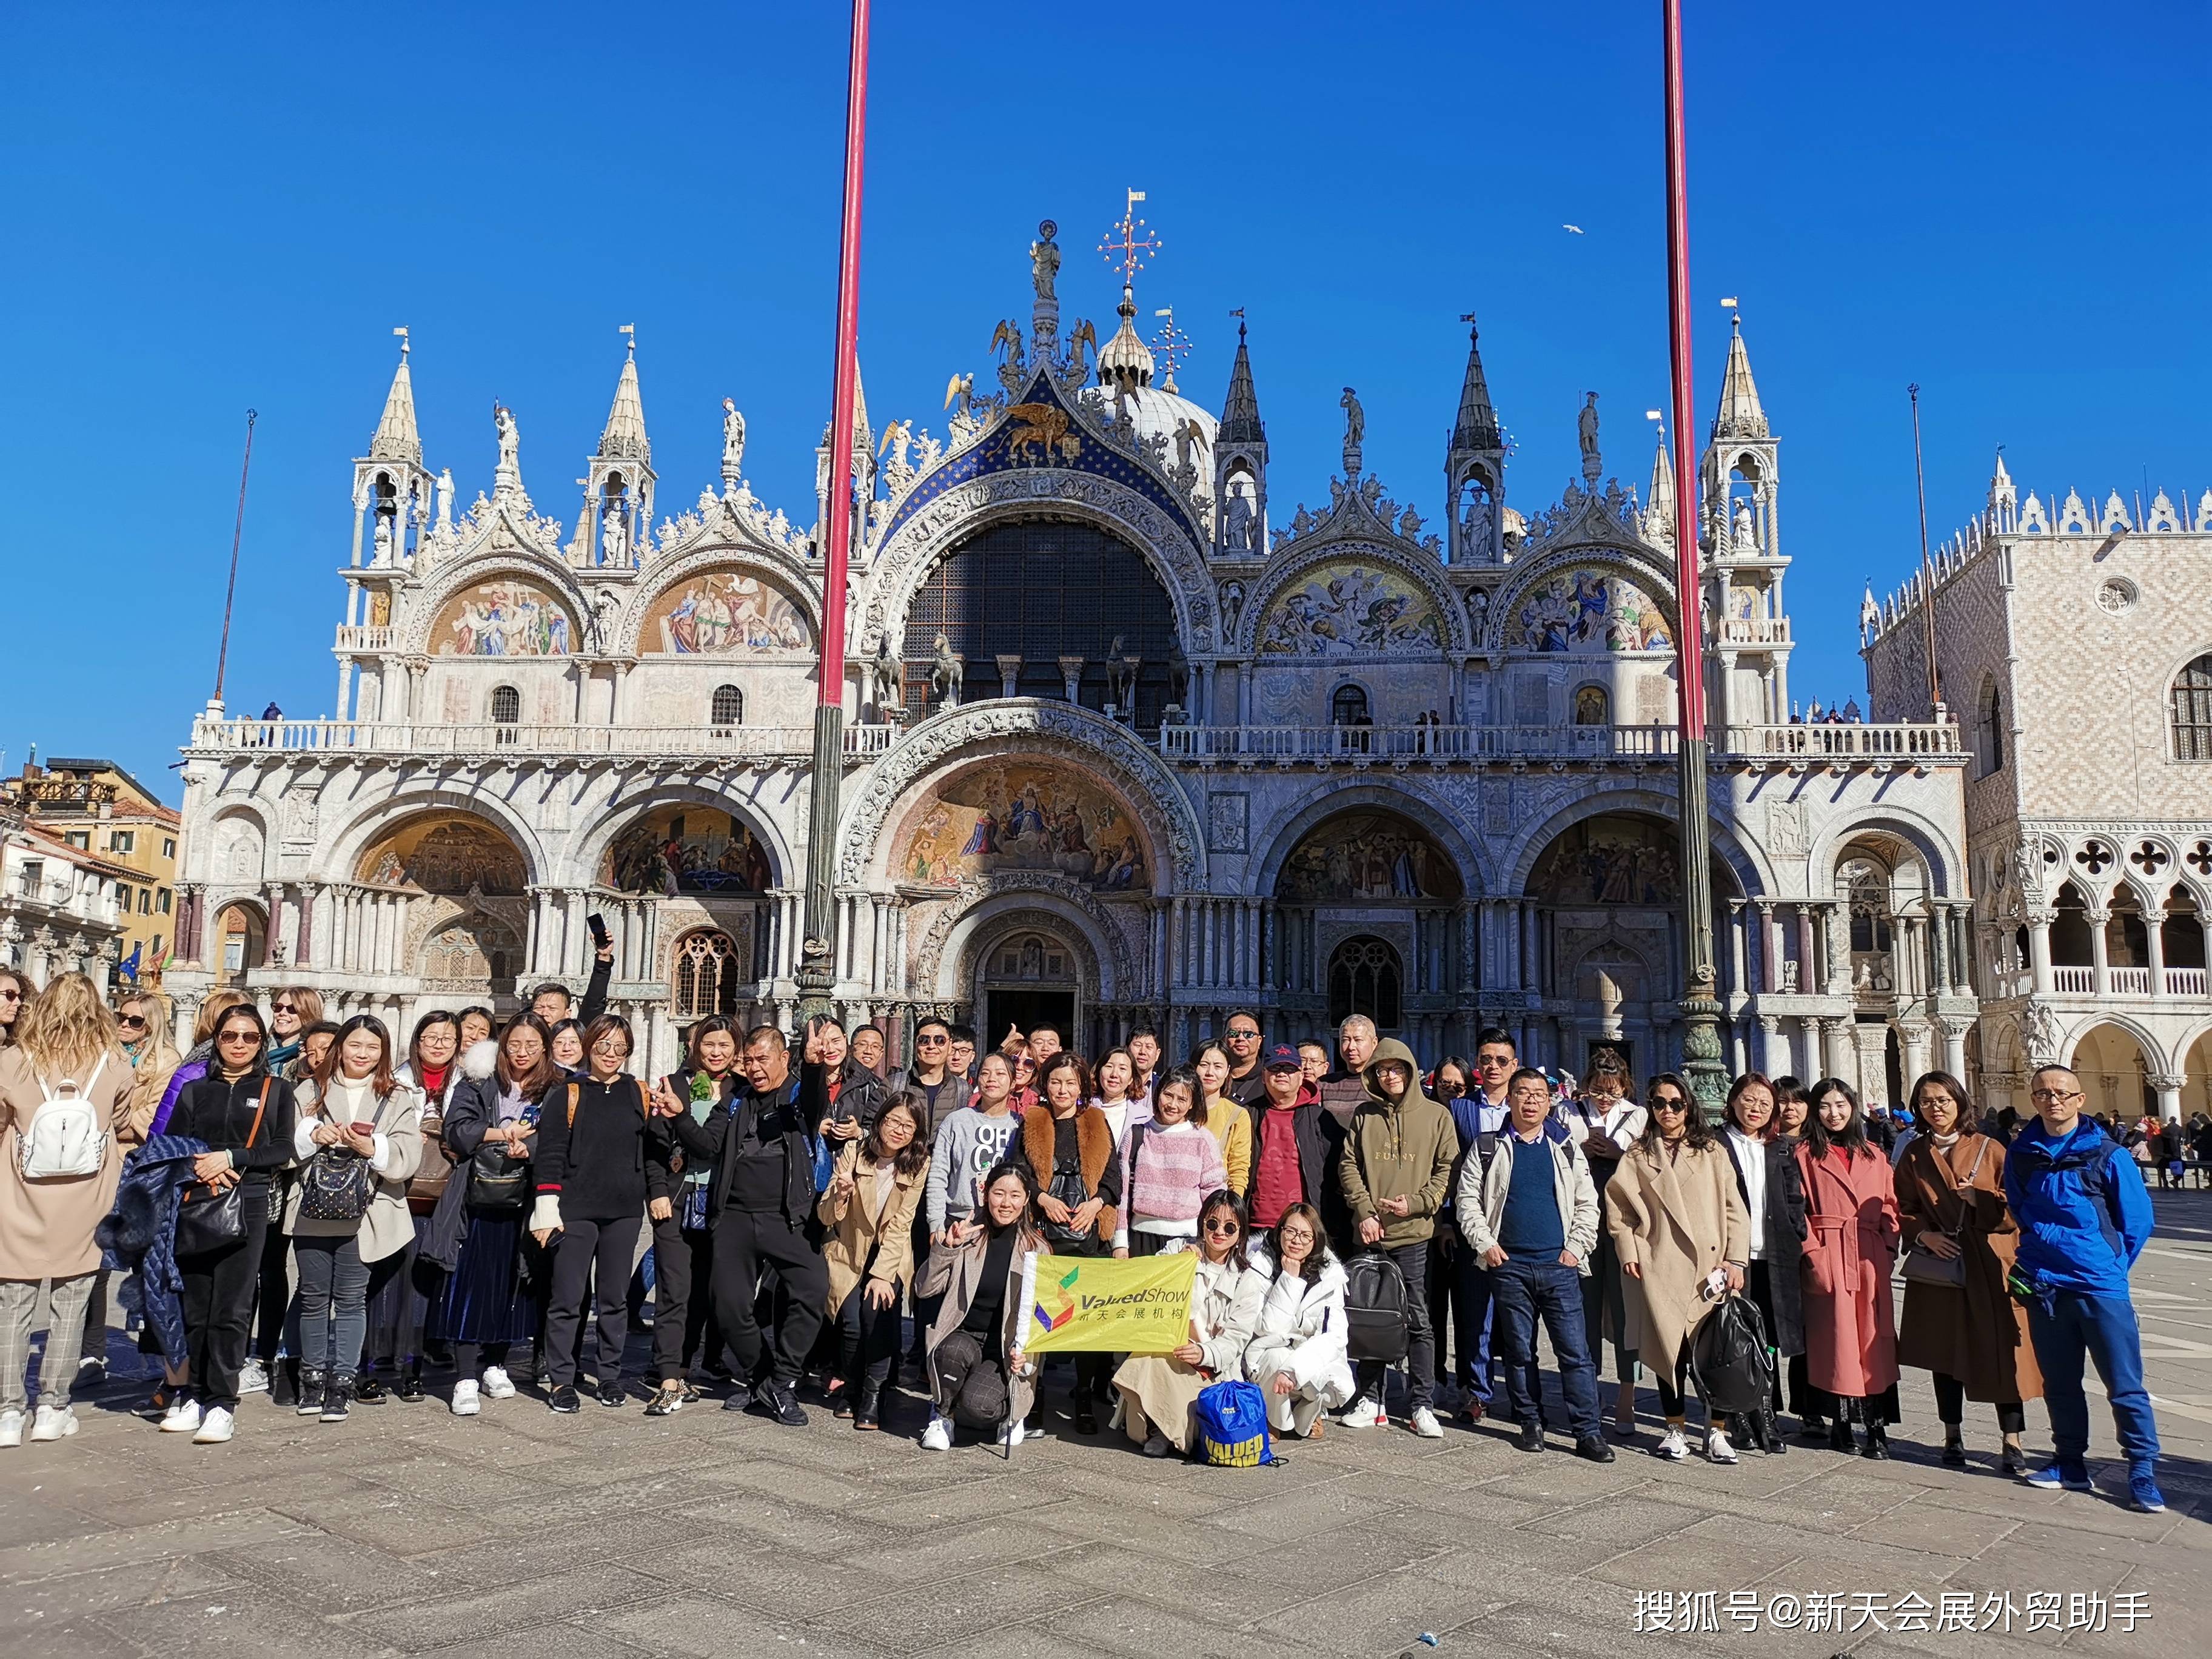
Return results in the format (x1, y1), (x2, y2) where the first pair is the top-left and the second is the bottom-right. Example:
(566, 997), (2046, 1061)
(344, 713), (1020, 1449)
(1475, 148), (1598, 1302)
(1529, 814), (1683, 906)
(642, 569), (811, 655)
(358, 816), (528, 896)
(1258, 562), (1443, 657)
(1512, 569), (1672, 654)
(1276, 811), (1464, 903)
(605, 806), (774, 897)
(432, 581), (574, 657)
(895, 761), (1147, 893)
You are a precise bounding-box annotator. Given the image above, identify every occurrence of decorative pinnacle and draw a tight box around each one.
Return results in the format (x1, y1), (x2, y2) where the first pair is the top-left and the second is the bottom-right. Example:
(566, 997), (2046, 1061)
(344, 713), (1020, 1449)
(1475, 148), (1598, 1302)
(394, 324), (409, 357)
(1098, 189), (1160, 286)
(1151, 306), (1192, 393)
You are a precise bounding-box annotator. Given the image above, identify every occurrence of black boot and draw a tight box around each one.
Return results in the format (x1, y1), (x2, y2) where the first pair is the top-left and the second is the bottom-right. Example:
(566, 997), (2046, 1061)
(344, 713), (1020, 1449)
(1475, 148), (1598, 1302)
(395, 1361), (425, 1403)
(352, 1370), (388, 1404)
(1755, 1409), (1786, 1455)
(853, 1381), (881, 1431)
(295, 1367), (326, 1417)
(1828, 1416), (1857, 1455)
(1860, 1419), (1889, 1461)
(320, 1372), (353, 1424)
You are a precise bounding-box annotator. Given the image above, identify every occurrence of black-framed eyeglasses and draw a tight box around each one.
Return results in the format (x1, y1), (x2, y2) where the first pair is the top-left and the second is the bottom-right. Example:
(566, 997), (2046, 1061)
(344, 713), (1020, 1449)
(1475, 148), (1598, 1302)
(2030, 1089), (2083, 1105)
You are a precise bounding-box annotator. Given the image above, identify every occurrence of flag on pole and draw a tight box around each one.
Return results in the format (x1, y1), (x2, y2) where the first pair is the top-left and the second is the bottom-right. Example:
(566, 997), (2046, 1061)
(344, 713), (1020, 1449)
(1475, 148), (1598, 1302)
(1019, 1250), (1195, 1355)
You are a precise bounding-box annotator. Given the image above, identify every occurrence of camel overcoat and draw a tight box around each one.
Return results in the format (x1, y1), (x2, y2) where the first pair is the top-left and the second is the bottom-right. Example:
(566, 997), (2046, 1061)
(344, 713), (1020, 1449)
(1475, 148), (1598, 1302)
(1796, 1141), (1900, 1399)
(1603, 1138), (1749, 1375)
(1892, 1131), (2042, 1404)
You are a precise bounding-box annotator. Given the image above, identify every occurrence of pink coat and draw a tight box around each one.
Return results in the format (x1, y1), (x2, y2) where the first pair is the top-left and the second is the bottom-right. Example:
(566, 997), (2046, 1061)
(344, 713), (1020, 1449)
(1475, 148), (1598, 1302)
(1795, 1140), (1900, 1399)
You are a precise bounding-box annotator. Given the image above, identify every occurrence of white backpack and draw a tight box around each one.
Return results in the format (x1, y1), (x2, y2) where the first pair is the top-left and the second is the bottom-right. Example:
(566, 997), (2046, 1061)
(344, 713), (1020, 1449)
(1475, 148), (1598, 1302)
(18, 1053), (110, 1180)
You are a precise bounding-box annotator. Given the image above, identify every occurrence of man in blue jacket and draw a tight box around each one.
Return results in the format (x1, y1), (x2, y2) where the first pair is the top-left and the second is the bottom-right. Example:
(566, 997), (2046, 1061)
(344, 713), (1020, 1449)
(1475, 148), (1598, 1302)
(2005, 1064), (2162, 1513)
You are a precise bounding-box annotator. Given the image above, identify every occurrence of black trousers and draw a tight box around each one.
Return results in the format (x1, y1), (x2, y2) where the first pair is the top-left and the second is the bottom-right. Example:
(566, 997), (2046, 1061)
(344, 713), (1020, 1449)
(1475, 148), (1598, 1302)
(835, 1259), (904, 1392)
(251, 1185), (290, 1362)
(932, 1327), (1010, 1429)
(543, 1214), (644, 1389)
(179, 1201), (269, 1411)
(643, 1213), (700, 1381)
(1932, 1371), (2025, 1434)
(710, 1208), (828, 1388)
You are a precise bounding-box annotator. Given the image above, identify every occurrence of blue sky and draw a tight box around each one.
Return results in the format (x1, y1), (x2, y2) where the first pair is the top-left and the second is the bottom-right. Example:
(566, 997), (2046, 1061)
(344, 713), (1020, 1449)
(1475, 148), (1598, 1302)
(5, 2), (2207, 798)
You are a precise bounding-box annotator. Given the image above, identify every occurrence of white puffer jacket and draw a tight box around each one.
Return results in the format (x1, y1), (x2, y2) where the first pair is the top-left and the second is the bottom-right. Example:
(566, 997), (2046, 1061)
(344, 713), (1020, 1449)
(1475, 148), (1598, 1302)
(1164, 1241), (1269, 1379)
(1242, 1246), (1355, 1401)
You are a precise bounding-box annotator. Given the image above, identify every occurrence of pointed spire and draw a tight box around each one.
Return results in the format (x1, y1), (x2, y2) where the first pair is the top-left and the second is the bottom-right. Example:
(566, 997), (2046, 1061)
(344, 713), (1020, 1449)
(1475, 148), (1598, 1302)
(368, 330), (421, 465)
(1098, 284), (1155, 395)
(1711, 312), (1768, 441)
(596, 329), (651, 464)
(1450, 315), (1501, 453)
(1219, 314), (1264, 444)
(1647, 431), (1677, 519)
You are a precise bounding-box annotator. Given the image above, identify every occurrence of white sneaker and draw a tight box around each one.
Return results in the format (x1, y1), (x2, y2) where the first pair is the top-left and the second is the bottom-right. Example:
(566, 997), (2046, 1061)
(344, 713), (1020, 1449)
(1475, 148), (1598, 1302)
(0, 1410), (22, 1449)
(1655, 1426), (1691, 1461)
(480, 1366), (517, 1401)
(920, 1413), (952, 1452)
(30, 1404), (78, 1443)
(1706, 1429), (1738, 1465)
(449, 1380), (481, 1417)
(192, 1406), (235, 1444)
(1339, 1395), (1386, 1429)
(1410, 1406), (1444, 1440)
(160, 1398), (203, 1434)
(1142, 1430), (1172, 1458)
(237, 1359), (270, 1395)
(1107, 1395), (1127, 1433)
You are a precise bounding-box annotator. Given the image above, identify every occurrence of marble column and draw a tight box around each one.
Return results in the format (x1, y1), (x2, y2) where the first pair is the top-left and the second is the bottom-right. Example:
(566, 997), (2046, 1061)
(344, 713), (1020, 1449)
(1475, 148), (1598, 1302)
(2087, 906), (2110, 995)
(1758, 1014), (1788, 1077)
(1940, 1016), (1969, 1081)
(2149, 1074), (2185, 1124)
(2027, 912), (2053, 995)
(1897, 1017), (1931, 1087)
(1852, 1022), (1891, 1111)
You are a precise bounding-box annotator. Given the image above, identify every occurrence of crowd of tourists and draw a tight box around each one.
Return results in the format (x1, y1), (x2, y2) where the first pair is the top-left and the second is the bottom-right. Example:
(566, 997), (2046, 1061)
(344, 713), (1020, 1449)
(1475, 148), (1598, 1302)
(0, 958), (2172, 1515)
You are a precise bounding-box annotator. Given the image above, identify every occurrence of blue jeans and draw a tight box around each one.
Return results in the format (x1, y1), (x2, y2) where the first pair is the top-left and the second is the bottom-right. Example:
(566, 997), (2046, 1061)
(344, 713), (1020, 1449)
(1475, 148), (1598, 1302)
(1489, 1256), (1601, 1439)
(295, 1235), (371, 1377)
(2028, 1289), (2159, 1464)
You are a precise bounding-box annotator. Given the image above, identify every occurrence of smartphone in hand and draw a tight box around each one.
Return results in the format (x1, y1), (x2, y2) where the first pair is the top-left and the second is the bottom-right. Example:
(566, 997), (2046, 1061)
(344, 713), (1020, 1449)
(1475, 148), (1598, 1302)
(588, 912), (611, 950)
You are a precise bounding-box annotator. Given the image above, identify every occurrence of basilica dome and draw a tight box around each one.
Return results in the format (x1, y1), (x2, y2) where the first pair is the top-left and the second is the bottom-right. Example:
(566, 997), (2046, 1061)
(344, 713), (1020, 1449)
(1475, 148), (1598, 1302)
(1093, 284), (1217, 459)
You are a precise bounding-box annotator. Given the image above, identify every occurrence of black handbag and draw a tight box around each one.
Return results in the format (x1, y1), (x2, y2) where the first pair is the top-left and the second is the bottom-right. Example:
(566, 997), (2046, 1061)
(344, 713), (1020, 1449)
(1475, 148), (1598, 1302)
(298, 1147), (376, 1222)
(1900, 1139), (1988, 1289)
(173, 1081), (271, 1256)
(1038, 1153), (1093, 1248)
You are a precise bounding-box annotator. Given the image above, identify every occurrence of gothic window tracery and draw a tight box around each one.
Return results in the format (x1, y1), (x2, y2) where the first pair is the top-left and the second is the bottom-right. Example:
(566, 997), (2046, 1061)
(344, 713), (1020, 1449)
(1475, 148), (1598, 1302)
(1327, 935), (1401, 1030)
(673, 929), (740, 1020)
(2170, 653), (2212, 761)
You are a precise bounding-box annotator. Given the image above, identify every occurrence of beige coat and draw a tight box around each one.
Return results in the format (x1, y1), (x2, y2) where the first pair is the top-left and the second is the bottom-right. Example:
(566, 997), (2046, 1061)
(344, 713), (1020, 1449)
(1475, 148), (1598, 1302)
(919, 1221), (1044, 1427)
(817, 1143), (924, 1316)
(1604, 1136), (1749, 1373)
(0, 1045), (135, 1279)
(286, 1076), (424, 1265)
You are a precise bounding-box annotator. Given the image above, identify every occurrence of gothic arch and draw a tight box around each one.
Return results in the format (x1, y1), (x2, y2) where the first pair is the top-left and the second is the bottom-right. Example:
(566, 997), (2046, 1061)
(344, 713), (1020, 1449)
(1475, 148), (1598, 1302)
(1803, 807), (1964, 901)
(199, 803), (274, 885)
(571, 786), (790, 894)
(2063, 1013), (2176, 1079)
(1248, 783), (1489, 900)
(324, 789), (548, 891)
(836, 700), (1205, 892)
(1237, 537), (1470, 657)
(860, 474), (1212, 660)
(1488, 541), (1683, 652)
(1501, 788), (1767, 902)
(912, 886), (1133, 1007)
(401, 554), (589, 659)
(617, 540), (823, 657)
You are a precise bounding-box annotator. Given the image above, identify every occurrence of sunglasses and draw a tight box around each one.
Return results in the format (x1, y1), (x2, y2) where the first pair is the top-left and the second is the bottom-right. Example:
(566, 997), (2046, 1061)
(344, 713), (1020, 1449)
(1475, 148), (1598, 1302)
(1227, 1029), (1260, 1041)
(218, 1029), (261, 1044)
(272, 1002), (299, 1014)
(118, 1014), (148, 1030)
(1202, 1218), (1242, 1235)
(0, 990), (20, 1003)
(1651, 1098), (1689, 1113)
(916, 1034), (947, 1045)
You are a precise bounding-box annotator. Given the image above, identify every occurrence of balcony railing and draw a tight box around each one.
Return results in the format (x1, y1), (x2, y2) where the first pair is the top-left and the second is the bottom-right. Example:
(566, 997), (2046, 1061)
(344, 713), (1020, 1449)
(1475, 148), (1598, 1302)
(187, 718), (897, 760)
(2108, 967), (2153, 996)
(333, 625), (396, 652)
(1156, 720), (1961, 763)
(1718, 616), (1792, 646)
(2168, 968), (2210, 997)
(2051, 966), (2094, 993)
(1728, 723), (1963, 759)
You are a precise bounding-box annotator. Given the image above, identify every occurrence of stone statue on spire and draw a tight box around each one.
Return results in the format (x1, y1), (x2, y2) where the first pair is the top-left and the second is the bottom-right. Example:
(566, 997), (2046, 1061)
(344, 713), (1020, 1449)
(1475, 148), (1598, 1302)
(1339, 387), (1365, 477)
(493, 402), (521, 495)
(1578, 392), (1602, 484)
(721, 398), (746, 488)
(1029, 220), (1061, 304)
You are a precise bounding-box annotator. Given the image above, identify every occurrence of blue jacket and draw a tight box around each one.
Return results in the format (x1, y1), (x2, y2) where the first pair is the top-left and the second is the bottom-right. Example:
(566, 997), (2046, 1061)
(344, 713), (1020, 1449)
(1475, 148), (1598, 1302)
(2003, 1119), (2153, 1298)
(96, 1134), (209, 1364)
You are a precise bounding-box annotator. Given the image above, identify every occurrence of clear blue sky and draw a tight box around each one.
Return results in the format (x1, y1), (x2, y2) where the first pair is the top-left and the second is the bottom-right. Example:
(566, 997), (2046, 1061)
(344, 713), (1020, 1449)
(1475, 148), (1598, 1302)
(6, 2), (2207, 799)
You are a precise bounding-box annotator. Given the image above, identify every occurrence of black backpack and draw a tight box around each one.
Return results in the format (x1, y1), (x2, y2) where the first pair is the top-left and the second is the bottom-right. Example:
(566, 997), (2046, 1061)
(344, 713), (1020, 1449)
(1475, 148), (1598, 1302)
(1342, 1249), (1411, 1364)
(1688, 1292), (1775, 1417)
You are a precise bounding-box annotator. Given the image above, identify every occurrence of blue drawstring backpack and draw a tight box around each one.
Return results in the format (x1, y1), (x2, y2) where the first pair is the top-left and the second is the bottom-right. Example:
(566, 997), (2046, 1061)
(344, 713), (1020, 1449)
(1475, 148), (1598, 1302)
(1195, 1379), (1276, 1468)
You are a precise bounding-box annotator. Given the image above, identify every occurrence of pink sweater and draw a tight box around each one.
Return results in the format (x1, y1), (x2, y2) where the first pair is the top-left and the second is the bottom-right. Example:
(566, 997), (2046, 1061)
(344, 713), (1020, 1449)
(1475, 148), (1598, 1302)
(1116, 1118), (1228, 1248)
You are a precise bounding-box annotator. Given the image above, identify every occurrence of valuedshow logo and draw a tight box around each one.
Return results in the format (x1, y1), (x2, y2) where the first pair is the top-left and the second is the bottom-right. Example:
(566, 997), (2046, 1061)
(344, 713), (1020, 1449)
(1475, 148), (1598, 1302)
(1034, 1264), (1182, 1332)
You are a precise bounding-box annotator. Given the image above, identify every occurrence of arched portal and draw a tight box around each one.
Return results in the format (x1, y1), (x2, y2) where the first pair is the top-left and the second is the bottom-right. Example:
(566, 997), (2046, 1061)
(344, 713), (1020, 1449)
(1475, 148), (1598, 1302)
(352, 809), (531, 1004)
(213, 902), (265, 988)
(1327, 935), (1402, 1031)
(600, 801), (780, 1008)
(974, 927), (1081, 1053)
(2069, 1021), (2156, 1125)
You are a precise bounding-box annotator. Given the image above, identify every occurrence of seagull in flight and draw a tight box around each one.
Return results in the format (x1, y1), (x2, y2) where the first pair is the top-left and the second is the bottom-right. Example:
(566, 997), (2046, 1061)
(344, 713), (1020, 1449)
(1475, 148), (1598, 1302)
(1561, 224), (1584, 235)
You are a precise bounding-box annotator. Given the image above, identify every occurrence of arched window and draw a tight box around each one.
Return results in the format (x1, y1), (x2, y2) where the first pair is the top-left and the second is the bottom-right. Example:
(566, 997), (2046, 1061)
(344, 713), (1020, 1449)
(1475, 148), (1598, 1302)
(673, 930), (740, 1021)
(710, 684), (743, 729)
(1976, 676), (2005, 776)
(1573, 685), (1610, 726)
(1327, 935), (1401, 1030)
(2170, 653), (2212, 762)
(490, 685), (521, 725)
(1330, 683), (1370, 726)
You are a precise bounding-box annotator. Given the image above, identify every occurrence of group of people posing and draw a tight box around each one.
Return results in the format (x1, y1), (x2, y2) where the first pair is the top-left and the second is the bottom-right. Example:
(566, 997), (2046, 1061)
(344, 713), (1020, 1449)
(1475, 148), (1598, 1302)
(0, 970), (2170, 1515)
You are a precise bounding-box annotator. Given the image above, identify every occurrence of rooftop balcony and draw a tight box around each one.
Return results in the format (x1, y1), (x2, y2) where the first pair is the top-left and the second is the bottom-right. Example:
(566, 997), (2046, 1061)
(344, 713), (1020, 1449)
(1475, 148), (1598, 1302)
(187, 717), (896, 762)
(1158, 721), (1961, 766)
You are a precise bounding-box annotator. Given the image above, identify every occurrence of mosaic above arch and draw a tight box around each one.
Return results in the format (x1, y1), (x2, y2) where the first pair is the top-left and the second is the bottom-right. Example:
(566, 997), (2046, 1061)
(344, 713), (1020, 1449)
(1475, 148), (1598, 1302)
(1275, 810), (1465, 903)
(1529, 814), (1682, 905)
(638, 566), (811, 655)
(430, 579), (575, 657)
(357, 814), (527, 896)
(1258, 560), (1444, 657)
(604, 805), (775, 896)
(893, 758), (1148, 893)
(1510, 569), (1672, 654)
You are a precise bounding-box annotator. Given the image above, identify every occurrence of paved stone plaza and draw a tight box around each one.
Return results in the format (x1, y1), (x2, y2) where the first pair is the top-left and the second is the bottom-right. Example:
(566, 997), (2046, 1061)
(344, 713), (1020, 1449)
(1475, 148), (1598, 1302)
(2, 1194), (2205, 1659)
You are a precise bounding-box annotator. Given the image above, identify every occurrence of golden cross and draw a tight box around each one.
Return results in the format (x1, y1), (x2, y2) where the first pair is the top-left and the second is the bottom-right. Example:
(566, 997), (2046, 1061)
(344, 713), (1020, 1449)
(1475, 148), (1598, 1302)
(1098, 188), (1161, 285)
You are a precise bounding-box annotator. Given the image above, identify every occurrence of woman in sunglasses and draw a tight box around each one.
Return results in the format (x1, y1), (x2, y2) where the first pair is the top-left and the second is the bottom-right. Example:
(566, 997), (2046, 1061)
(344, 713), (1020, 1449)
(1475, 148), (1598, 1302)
(162, 1004), (298, 1443)
(265, 988), (325, 1079)
(1603, 1072), (1749, 1464)
(1113, 1190), (1264, 1458)
(0, 970), (32, 1050)
(81, 990), (181, 1391)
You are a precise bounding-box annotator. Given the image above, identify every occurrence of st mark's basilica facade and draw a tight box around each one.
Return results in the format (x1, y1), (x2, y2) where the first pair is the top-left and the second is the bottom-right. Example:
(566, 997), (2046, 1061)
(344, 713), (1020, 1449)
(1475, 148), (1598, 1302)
(167, 221), (1976, 1101)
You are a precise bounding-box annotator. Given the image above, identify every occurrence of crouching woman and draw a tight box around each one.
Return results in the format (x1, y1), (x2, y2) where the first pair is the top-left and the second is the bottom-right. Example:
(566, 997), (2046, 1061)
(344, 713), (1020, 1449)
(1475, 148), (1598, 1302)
(917, 1161), (1044, 1451)
(1242, 1202), (1353, 1439)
